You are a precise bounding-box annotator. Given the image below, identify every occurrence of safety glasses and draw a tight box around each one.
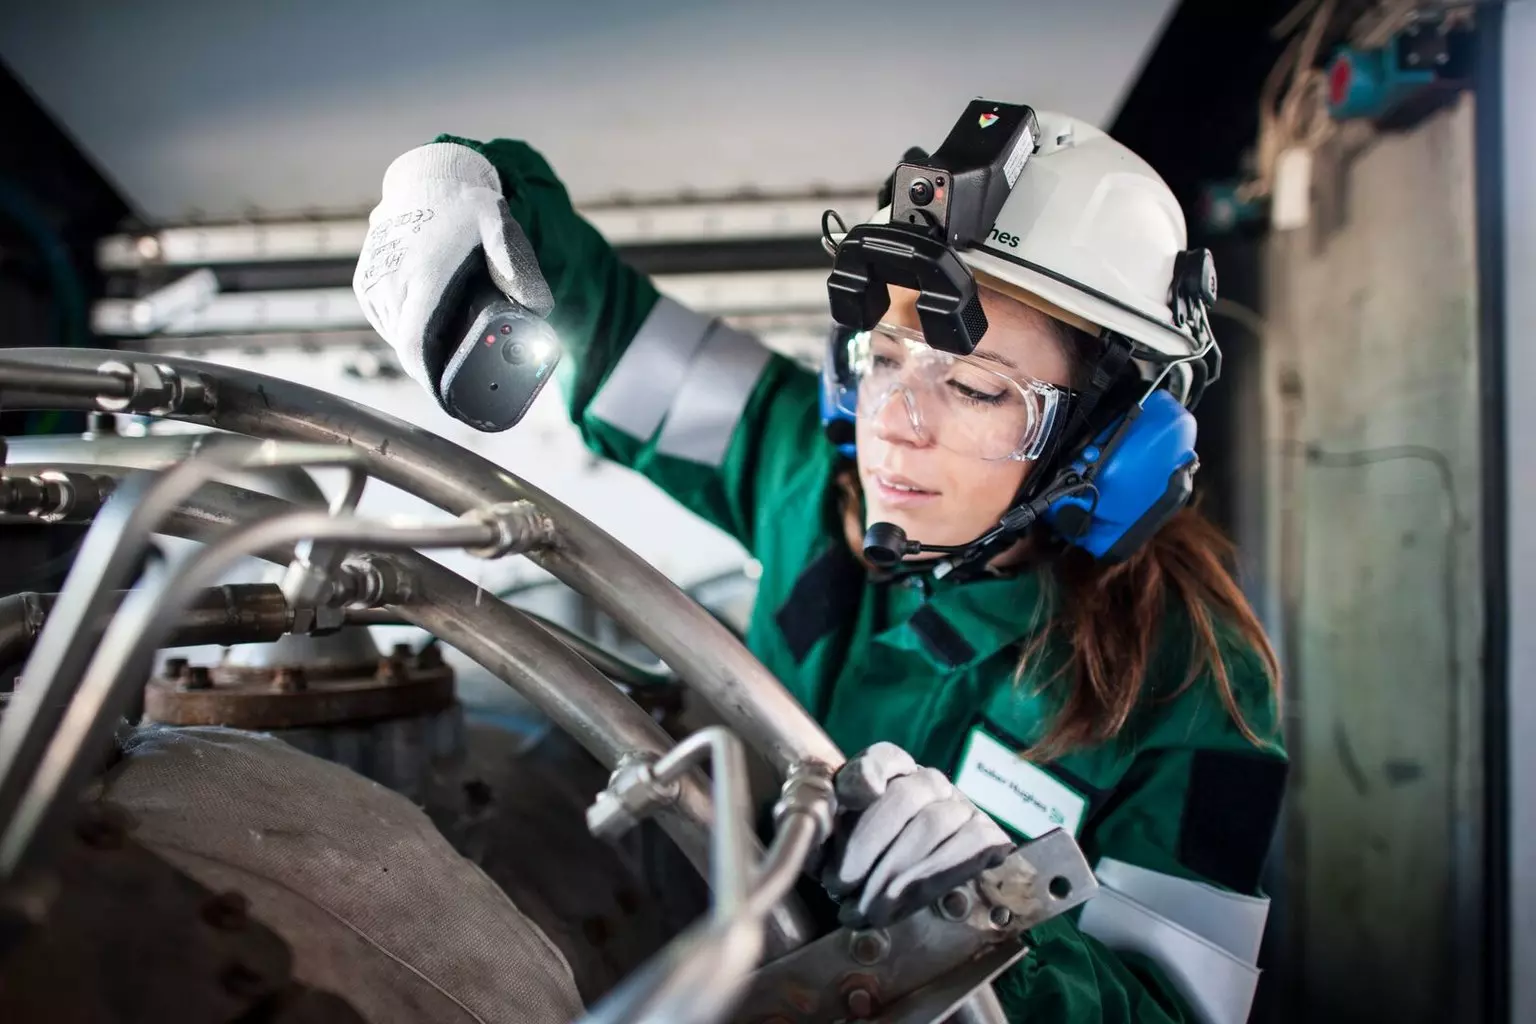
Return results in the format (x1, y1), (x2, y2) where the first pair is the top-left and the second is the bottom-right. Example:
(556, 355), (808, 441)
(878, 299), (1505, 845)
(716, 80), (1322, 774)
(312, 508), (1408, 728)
(830, 323), (1067, 461)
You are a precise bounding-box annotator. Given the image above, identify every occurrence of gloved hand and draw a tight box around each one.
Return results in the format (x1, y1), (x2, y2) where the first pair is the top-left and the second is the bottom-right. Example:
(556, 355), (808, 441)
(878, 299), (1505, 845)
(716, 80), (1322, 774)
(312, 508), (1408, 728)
(824, 742), (1014, 929)
(352, 142), (554, 396)
(354, 137), (659, 421)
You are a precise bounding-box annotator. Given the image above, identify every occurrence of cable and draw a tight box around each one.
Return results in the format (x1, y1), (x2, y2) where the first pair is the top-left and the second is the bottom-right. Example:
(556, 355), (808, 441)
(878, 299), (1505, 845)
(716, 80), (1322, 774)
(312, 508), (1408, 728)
(1242, 0), (1341, 203)
(820, 209), (848, 257)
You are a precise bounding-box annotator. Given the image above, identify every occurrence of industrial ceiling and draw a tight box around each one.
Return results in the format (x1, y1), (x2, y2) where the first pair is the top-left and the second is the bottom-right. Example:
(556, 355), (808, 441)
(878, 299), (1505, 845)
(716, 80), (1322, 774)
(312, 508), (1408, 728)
(0, 0), (1178, 224)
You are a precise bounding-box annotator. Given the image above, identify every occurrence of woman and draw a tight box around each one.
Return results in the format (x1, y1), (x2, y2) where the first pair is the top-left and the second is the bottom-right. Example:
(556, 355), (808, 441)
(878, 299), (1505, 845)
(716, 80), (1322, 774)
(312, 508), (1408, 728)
(353, 108), (1286, 1023)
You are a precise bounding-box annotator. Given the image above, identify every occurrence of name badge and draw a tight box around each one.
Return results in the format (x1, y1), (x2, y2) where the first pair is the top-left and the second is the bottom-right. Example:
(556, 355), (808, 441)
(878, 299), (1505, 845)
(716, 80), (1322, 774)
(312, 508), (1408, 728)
(954, 728), (1087, 839)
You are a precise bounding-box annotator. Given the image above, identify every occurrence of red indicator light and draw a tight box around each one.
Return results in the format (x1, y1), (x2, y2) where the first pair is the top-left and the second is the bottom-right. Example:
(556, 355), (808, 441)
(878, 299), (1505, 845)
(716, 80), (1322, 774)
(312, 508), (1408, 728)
(1329, 57), (1352, 107)
(485, 333), (496, 345)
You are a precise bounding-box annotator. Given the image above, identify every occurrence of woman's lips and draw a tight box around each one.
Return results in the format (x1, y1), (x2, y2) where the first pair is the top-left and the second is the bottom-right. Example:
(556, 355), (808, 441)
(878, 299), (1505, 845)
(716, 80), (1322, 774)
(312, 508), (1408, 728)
(868, 470), (941, 509)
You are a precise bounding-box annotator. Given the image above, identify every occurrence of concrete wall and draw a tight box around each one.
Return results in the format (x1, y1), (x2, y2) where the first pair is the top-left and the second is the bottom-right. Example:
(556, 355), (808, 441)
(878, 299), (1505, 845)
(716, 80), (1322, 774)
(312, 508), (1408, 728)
(1502, 5), (1535, 1020)
(1262, 95), (1486, 1023)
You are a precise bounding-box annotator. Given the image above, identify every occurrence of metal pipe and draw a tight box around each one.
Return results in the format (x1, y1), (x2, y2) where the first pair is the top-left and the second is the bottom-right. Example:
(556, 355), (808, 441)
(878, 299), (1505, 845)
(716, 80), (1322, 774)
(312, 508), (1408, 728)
(518, 614), (676, 690)
(578, 809), (822, 1024)
(0, 469), (118, 522)
(742, 810), (821, 922)
(4, 434), (329, 505)
(7, 456), (677, 691)
(0, 466), (704, 846)
(0, 505), (526, 876)
(390, 554), (722, 885)
(649, 727), (755, 922)
(0, 593), (46, 670)
(0, 465), (781, 937)
(2, 446), (386, 851)
(1, 349), (845, 776)
(0, 439), (366, 837)
(0, 359), (132, 399)
(7, 463), (304, 563)
(952, 987), (1010, 1024)
(0, 584), (293, 670)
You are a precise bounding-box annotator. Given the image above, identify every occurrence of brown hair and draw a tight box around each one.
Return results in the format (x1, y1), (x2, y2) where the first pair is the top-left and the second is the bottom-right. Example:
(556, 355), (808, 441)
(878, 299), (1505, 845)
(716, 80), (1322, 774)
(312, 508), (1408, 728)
(836, 309), (1281, 761)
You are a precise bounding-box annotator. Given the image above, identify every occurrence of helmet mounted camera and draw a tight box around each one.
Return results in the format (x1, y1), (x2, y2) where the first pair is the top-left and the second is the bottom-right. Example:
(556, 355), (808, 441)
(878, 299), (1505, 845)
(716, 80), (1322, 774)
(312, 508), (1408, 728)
(826, 100), (1040, 357)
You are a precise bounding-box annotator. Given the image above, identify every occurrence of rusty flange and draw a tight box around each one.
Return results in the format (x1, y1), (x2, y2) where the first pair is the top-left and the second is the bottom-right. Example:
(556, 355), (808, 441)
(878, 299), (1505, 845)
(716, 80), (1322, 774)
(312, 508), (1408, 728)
(144, 638), (453, 730)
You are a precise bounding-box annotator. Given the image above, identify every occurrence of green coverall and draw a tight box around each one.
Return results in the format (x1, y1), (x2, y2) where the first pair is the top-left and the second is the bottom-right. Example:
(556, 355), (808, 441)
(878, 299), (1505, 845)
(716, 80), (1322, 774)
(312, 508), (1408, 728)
(437, 136), (1288, 1023)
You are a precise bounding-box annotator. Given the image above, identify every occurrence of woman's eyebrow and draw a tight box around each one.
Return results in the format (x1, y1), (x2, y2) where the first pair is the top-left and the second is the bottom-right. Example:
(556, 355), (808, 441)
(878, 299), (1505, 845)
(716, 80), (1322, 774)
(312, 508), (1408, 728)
(971, 348), (1019, 369)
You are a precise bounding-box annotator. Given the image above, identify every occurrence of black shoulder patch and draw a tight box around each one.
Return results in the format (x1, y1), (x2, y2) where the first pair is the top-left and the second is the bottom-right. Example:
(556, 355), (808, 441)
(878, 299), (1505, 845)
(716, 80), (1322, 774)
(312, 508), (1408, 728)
(910, 606), (976, 668)
(774, 544), (864, 664)
(1178, 749), (1289, 893)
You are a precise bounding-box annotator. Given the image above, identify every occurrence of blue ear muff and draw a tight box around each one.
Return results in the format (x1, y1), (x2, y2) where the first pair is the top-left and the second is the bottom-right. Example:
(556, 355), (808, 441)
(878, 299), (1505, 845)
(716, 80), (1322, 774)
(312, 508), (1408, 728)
(1044, 389), (1198, 561)
(821, 325), (858, 457)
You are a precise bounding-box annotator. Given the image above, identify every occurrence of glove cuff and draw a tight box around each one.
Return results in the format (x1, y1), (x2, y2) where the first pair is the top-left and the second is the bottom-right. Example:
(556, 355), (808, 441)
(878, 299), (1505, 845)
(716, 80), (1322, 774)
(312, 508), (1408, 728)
(382, 142), (502, 196)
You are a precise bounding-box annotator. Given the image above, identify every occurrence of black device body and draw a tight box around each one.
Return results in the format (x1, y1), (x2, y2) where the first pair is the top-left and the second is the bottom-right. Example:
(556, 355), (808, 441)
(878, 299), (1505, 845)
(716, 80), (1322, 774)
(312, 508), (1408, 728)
(889, 100), (1040, 250)
(826, 100), (1038, 356)
(434, 268), (561, 432)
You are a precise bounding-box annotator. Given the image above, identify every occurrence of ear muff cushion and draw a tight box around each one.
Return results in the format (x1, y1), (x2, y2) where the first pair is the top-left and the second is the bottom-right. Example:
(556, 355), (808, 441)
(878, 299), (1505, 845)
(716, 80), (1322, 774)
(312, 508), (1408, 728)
(1045, 389), (1197, 559)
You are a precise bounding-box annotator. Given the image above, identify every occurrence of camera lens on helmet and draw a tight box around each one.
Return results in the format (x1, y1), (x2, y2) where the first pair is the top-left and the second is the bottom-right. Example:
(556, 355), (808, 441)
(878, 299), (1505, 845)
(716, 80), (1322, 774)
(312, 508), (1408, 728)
(908, 178), (935, 207)
(503, 340), (527, 365)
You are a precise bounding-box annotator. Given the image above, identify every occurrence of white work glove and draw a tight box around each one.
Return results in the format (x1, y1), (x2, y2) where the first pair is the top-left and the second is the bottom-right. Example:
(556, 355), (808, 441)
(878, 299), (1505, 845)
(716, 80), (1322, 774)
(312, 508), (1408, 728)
(824, 742), (1015, 928)
(352, 142), (553, 397)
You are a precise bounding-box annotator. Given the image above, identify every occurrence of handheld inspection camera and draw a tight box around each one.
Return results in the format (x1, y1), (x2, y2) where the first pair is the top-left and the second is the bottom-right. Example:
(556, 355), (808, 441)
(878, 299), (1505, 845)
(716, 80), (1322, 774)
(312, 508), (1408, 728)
(433, 267), (561, 432)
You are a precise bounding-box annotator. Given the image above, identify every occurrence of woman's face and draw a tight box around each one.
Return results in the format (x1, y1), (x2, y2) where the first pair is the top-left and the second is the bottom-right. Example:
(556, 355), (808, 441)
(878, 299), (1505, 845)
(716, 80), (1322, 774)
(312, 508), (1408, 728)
(855, 284), (1075, 549)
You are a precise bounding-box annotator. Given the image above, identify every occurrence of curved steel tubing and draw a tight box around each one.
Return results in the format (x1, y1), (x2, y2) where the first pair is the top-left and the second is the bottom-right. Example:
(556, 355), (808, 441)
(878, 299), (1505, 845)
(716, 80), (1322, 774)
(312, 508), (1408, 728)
(1, 348), (845, 777)
(0, 506), (501, 875)
(0, 461), (807, 946)
(0, 584), (294, 670)
(578, 811), (821, 1024)
(3, 433), (329, 504)
(0, 437), (365, 836)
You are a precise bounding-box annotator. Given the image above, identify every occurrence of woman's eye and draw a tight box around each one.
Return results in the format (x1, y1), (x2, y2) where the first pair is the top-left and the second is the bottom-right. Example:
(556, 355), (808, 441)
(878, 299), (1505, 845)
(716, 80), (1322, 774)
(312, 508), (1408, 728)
(949, 381), (1005, 404)
(871, 354), (901, 370)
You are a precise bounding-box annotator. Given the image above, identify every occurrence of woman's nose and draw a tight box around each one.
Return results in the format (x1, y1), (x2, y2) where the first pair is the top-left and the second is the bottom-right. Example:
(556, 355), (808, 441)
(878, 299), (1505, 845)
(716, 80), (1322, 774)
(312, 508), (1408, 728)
(869, 385), (931, 447)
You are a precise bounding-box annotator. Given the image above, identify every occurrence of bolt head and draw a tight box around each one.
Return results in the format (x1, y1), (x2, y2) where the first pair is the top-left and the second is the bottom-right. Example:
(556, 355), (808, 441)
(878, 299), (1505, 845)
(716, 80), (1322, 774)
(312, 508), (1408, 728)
(938, 887), (972, 921)
(846, 988), (874, 1019)
(848, 928), (890, 966)
(272, 666), (308, 692)
(180, 666), (213, 691)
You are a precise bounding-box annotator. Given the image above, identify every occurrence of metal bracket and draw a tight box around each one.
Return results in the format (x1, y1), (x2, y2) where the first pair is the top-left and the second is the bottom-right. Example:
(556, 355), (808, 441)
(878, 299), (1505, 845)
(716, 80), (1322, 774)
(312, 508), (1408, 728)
(733, 830), (1097, 1023)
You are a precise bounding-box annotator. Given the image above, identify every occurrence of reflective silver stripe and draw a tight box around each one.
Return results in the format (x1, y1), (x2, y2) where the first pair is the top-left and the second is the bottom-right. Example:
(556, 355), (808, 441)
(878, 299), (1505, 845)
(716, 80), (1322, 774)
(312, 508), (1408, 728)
(587, 296), (714, 442)
(654, 320), (773, 467)
(1078, 865), (1267, 1024)
(1093, 857), (1269, 963)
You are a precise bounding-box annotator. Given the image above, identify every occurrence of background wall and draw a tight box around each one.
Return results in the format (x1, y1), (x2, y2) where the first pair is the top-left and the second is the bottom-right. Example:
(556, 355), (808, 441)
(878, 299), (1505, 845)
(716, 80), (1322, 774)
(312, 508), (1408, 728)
(1501, 5), (1533, 1022)
(1262, 96), (1487, 1024)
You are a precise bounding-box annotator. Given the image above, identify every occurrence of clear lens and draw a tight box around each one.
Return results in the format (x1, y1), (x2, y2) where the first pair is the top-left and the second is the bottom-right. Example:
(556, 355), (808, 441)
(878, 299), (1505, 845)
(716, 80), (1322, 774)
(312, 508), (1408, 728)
(842, 325), (1063, 461)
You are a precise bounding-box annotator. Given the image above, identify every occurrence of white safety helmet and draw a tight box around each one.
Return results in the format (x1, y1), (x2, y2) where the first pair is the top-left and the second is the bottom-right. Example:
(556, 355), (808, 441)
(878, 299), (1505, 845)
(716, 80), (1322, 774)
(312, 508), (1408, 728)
(834, 110), (1213, 394)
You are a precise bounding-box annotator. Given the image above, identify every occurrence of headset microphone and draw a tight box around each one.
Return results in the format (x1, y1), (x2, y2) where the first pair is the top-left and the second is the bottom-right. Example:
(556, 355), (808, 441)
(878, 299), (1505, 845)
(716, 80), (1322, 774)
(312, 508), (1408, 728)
(861, 474), (1093, 570)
